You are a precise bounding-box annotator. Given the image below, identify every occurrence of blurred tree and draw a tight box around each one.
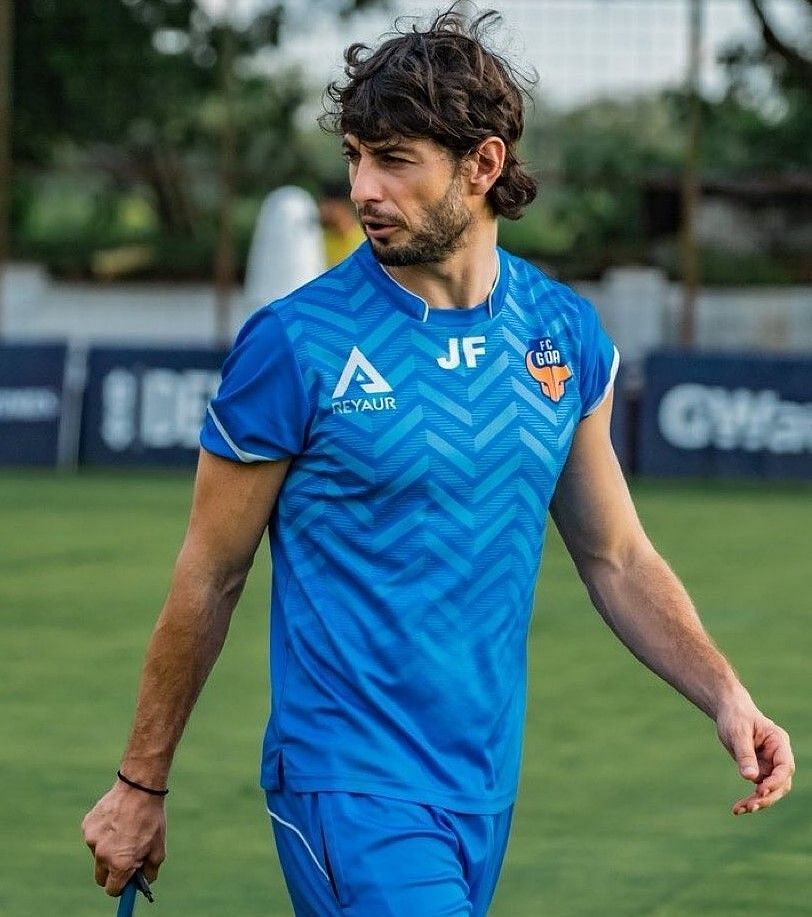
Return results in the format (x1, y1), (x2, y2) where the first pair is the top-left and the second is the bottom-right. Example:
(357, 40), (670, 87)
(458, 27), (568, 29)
(745, 0), (812, 87)
(14, 0), (200, 159)
(520, 96), (684, 273)
(514, 73), (809, 283)
(14, 0), (216, 233)
(0, 0), (11, 334)
(716, 0), (811, 174)
(11, 0), (385, 239)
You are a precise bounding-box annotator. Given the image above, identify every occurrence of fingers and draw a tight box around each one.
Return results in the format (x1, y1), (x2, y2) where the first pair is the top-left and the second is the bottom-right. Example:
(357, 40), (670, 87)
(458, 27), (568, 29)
(91, 850), (163, 895)
(104, 865), (136, 897)
(729, 727), (760, 782)
(90, 849), (137, 896)
(724, 716), (795, 816)
(88, 842), (164, 894)
(732, 775), (792, 815)
(142, 863), (160, 884)
(91, 850), (139, 896)
(732, 792), (761, 816)
(732, 751), (794, 815)
(142, 846), (166, 884)
(757, 762), (794, 797)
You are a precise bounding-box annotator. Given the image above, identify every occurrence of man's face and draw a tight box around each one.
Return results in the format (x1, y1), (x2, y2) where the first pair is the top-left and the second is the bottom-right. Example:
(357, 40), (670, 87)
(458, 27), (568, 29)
(343, 134), (473, 266)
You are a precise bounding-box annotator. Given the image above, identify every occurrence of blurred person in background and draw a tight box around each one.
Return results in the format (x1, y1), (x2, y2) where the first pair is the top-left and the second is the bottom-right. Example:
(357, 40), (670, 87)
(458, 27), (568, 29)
(319, 180), (366, 267)
(82, 5), (795, 915)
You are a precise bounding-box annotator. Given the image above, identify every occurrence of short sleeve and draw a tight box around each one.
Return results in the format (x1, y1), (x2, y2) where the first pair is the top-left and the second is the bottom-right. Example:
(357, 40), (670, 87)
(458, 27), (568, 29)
(200, 307), (311, 462)
(578, 298), (620, 419)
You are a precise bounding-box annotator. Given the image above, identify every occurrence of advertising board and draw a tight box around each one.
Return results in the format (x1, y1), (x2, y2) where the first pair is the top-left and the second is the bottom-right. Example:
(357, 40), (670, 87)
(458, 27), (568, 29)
(639, 351), (812, 478)
(81, 347), (226, 466)
(0, 343), (67, 466)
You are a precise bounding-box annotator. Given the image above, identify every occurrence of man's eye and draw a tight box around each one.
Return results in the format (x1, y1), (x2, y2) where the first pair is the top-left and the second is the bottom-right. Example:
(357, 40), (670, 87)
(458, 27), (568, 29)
(381, 154), (407, 165)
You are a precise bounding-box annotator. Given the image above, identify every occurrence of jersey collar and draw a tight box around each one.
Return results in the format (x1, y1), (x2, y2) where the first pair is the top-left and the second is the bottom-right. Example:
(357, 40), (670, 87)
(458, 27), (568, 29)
(355, 241), (508, 323)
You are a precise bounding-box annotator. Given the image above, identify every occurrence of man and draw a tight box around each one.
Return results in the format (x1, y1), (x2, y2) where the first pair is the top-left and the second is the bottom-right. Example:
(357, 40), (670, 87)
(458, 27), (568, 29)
(82, 7), (794, 915)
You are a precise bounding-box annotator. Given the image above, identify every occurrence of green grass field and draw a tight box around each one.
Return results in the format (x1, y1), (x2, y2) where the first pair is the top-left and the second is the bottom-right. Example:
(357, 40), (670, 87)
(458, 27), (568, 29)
(1, 471), (809, 916)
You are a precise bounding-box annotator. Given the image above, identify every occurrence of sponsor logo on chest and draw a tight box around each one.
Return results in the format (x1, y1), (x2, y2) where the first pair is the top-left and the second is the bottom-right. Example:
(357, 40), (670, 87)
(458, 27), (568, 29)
(331, 346), (397, 414)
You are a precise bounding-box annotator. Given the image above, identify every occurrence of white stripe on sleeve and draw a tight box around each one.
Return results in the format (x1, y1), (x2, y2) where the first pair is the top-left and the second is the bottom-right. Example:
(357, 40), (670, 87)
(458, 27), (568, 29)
(206, 404), (274, 463)
(583, 346), (620, 417)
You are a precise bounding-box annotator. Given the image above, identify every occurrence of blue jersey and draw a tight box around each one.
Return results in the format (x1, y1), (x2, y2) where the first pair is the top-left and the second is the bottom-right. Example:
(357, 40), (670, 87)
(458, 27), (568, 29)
(200, 241), (618, 813)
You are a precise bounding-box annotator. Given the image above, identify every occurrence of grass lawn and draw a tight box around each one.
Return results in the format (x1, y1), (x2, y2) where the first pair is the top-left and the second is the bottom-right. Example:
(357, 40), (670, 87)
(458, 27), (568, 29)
(1, 471), (809, 916)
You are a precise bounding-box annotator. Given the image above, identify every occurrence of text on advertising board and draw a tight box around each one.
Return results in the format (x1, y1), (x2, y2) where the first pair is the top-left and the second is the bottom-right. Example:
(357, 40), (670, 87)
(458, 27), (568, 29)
(639, 350), (812, 479)
(0, 388), (60, 422)
(659, 385), (812, 454)
(101, 368), (221, 451)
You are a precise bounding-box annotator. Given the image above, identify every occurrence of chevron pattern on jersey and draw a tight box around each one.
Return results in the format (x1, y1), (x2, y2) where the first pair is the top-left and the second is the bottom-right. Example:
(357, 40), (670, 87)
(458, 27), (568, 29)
(202, 243), (616, 811)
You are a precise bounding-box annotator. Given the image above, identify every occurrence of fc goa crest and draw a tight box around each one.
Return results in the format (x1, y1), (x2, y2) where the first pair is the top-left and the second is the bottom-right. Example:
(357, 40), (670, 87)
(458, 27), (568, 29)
(525, 338), (572, 403)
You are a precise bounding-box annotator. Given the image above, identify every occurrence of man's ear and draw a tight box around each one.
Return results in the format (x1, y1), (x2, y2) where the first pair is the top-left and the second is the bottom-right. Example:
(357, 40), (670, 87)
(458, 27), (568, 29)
(464, 137), (507, 199)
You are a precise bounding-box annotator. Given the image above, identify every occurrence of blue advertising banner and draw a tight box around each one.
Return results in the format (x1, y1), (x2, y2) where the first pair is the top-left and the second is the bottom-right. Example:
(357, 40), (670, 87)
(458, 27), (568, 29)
(639, 350), (812, 478)
(80, 346), (227, 466)
(0, 343), (67, 466)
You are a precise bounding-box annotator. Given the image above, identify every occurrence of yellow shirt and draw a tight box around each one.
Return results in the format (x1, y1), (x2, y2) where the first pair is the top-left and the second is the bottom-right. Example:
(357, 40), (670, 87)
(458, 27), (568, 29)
(323, 225), (366, 268)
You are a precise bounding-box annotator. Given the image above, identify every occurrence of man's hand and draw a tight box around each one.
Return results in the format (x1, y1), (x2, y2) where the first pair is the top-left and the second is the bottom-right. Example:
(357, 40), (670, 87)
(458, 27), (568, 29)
(716, 703), (795, 815)
(82, 782), (166, 896)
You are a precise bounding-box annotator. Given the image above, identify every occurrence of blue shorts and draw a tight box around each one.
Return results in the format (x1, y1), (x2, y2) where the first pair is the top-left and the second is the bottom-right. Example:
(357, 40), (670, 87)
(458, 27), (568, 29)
(265, 786), (513, 916)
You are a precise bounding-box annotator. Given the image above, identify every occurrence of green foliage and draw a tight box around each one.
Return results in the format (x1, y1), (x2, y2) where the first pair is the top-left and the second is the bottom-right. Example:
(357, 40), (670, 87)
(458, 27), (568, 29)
(9, 0), (810, 283)
(547, 97), (685, 187)
(12, 0), (384, 166)
(707, 86), (812, 176)
(191, 71), (314, 194)
(10, 0), (385, 270)
(13, 0), (210, 163)
(512, 96), (685, 276)
(654, 242), (799, 287)
(710, 4), (812, 172)
(11, 164), (269, 279)
(0, 472), (809, 915)
(514, 83), (810, 281)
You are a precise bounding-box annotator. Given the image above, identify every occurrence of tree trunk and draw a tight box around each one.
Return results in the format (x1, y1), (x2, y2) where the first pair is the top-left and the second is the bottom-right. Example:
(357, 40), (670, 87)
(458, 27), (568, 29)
(214, 27), (237, 346)
(679, 0), (703, 347)
(0, 0), (13, 337)
(147, 144), (197, 237)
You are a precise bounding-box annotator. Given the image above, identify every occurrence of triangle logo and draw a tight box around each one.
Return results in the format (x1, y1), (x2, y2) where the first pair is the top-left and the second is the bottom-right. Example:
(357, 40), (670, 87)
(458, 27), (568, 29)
(332, 346), (393, 399)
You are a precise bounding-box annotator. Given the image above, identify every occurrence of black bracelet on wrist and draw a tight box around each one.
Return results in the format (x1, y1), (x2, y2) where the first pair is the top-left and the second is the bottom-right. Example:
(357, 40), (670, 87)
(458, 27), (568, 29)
(116, 770), (169, 797)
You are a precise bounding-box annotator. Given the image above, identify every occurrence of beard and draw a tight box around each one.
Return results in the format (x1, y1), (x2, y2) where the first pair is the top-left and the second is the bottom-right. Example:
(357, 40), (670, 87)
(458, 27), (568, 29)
(362, 174), (473, 267)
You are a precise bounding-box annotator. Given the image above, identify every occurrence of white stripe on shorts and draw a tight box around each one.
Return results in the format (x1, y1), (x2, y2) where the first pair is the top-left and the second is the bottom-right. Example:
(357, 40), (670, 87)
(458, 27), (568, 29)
(266, 807), (330, 883)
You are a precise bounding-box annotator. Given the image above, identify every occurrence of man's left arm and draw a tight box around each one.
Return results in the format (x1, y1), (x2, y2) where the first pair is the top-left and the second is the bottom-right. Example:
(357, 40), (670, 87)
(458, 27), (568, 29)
(550, 392), (795, 815)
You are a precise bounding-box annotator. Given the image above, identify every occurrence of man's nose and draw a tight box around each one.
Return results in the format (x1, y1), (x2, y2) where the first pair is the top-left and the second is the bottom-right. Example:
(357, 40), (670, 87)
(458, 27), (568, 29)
(350, 158), (384, 206)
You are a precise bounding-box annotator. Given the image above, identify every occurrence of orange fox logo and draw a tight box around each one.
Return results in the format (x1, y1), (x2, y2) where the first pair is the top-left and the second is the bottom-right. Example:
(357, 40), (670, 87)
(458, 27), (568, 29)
(525, 352), (572, 402)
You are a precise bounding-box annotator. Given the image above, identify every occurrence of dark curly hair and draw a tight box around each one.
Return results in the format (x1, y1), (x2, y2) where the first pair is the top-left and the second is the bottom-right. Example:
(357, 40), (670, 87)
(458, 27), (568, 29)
(320, 3), (538, 220)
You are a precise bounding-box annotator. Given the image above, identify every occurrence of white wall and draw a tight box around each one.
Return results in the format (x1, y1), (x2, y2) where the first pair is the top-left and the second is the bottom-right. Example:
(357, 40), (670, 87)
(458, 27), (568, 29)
(4, 263), (812, 360)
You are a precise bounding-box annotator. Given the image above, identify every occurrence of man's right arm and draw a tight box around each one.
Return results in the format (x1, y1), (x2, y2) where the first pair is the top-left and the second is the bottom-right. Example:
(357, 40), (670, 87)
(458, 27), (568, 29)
(81, 449), (290, 896)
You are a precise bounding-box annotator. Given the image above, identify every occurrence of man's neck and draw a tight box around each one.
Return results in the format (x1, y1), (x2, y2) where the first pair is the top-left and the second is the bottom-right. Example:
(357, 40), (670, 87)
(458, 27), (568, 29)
(383, 221), (499, 310)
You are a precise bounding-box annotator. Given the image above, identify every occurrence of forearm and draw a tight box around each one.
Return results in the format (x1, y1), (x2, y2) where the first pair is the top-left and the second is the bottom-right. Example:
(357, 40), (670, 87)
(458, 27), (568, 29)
(120, 545), (249, 786)
(551, 409), (793, 816)
(581, 544), (752, 720)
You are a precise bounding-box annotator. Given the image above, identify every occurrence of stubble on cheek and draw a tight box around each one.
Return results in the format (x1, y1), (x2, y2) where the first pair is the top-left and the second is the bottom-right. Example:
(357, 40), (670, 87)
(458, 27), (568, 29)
(368, 177), (472, 267)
